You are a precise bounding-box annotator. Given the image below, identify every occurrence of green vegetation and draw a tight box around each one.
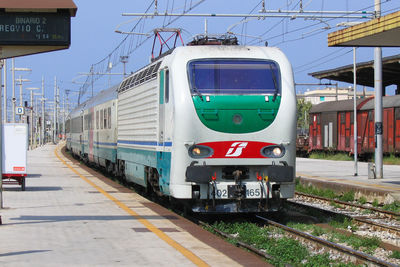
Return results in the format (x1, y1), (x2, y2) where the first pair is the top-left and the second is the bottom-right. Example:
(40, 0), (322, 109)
(210, 221), (361, 266)
(329, 217), (358, 231)
(296, 181), (336, 199)
(382, 201), (400, 213)
(308, 151), (400, 165)
(338, 191), (355, 202)
(309, 152), (353, 161)
(296, 182), (400, 214)
(330, 201), (343, 209)
(359, 196), (367, 205)
(296, 181), (356, 204)
(288, 222), (380, 255)
(296, 181), (400, 224)
(329, 232), (380, 255)
(383, 154), (400, 165)
(390, 251), (400, 259)
(297, 98), (312, 132)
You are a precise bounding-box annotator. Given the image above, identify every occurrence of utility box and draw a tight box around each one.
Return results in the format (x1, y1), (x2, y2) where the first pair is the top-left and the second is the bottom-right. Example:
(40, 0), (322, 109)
(2, 123), (28, 190)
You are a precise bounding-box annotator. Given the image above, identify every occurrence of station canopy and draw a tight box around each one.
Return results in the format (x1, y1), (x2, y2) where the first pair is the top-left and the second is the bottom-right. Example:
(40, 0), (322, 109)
(309, 54), (400, 88)
(0, 0), (77, 58)
(328, 11), (400, 47)
(0, 0), (77, 16)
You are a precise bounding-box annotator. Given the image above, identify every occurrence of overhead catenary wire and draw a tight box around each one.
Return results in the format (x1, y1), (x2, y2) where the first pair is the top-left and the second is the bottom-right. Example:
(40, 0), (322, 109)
(78, 0), (206, 104)
(76, 1), (399, 104)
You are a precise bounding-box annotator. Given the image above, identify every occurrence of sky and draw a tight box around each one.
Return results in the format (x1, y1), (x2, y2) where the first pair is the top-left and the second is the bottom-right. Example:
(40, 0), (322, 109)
(4, 0), (400, 119)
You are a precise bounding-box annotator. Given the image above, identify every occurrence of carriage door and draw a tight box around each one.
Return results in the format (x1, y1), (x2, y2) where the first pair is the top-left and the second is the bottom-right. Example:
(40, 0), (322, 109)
(159, 68), (169, 150)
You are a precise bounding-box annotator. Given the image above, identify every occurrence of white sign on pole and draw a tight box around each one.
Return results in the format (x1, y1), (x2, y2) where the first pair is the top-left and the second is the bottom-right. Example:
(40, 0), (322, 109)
(16, 106), (24, 115)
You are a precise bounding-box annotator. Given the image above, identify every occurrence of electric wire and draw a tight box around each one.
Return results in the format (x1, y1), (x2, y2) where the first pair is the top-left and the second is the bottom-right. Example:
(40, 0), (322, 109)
(78, 0), (206, 103)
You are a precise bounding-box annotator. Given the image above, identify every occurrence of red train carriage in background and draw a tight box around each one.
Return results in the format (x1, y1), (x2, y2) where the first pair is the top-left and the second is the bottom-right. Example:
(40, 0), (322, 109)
(308, 95), (400, 155)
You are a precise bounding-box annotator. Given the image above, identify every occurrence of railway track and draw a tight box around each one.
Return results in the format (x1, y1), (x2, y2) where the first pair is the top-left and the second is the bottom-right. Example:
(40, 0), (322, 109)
(296, 192), (400, 219)
(199, 215), (397, 267)
(255, 215), (398, 267)
(292, 192), (400, 236)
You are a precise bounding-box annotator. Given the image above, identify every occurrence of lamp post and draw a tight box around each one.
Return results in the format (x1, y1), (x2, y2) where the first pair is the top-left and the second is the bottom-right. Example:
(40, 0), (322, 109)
(353, 47), (358, 176)
(15, 77), (30, 122)
(11, 60), (31, 123)
(26, 87), (39, 149)
(33, 92), (42, 148)
(3, 59), (6, 123)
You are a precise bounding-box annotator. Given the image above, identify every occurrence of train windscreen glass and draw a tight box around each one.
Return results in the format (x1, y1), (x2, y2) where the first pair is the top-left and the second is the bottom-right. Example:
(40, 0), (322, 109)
(188, 59), (281, 95)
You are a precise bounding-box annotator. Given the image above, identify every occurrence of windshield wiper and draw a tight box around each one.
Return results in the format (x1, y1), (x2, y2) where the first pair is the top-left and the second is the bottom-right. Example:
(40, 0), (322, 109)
(192, 86), (204, 101)
(271, 68), (279, 102)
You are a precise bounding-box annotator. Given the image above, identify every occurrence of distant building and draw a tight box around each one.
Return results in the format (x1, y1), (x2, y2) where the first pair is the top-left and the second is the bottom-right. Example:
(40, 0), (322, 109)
(298, 87), (374, 105)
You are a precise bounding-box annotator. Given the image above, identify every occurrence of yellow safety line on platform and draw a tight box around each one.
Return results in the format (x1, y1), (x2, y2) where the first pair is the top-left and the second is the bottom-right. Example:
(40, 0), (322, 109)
(297, 172), (400, 192)
(54, 147), (209, 267)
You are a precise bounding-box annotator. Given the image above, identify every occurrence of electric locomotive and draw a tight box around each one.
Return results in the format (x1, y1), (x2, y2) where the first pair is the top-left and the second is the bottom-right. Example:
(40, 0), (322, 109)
(67, 38), (296, 213)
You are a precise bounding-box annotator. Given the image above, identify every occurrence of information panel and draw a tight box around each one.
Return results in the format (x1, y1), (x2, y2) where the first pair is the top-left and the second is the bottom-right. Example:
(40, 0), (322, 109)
(0, 13), (70, 46)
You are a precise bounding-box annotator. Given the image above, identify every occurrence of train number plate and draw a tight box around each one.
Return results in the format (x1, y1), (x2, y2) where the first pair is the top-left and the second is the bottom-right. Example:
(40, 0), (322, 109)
(209, 183), (262, 199)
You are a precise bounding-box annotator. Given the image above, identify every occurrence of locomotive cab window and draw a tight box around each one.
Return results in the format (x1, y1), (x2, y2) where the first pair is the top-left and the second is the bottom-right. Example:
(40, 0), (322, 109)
(96, 110), (99, 129)
(187, 59), (281, 95)
(165, 69), (169, 103)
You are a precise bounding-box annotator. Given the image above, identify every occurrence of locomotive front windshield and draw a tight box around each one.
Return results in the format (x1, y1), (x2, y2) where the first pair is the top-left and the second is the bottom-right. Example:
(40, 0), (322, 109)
(188, 59), (281, 95)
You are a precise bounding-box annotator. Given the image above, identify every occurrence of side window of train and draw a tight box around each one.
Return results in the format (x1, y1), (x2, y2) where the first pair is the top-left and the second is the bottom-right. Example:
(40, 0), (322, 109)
(84, 114), (88, 130)
(159, 68), (169, 104)
(108, 107), (111, 129)
(100, 109), (104, 129)
(96, 110), (99, 130)
(165, 69), (169, 103)
(90, 112), (93, 130)
(103, 108), (107, 129)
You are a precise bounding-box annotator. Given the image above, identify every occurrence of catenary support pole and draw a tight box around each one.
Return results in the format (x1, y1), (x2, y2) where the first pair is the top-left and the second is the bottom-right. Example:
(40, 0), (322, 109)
(3, 59), (6, 123)
(0, 60), (3, 209)
(41, 77), (44, 146)
(53, 77), (56, 144)
(374, 0), (383, 179)
(353, 47), (358, 176)
(11, 59), (15, 123)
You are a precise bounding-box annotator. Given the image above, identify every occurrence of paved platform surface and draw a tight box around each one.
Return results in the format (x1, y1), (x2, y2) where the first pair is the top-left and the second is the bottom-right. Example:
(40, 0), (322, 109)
(296, 157), (400, 201)
(0, 144), (269, 267)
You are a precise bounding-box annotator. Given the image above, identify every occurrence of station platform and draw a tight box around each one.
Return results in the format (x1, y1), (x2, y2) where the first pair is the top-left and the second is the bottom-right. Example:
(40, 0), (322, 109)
(296, 157), (400, 203)
(0, 143), (269, 267)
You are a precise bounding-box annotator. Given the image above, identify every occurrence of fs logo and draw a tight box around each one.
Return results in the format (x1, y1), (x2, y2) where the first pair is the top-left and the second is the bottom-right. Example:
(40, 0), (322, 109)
(225, 142), (248, 157)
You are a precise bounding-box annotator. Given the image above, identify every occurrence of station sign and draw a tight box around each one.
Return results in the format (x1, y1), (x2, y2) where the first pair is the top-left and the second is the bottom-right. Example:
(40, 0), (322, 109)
(16, 106), (25, 115)
(0, 13), (70, 46)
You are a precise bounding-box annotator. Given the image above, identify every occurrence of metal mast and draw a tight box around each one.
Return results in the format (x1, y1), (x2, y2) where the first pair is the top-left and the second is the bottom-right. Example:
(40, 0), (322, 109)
(374, 0), (383, 179)
(353, 48), (358, 176)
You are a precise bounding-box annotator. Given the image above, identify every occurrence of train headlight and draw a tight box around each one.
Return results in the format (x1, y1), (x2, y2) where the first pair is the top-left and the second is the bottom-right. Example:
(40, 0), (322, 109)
(188, 145), (213, 158)
(261, 145), (285, 158)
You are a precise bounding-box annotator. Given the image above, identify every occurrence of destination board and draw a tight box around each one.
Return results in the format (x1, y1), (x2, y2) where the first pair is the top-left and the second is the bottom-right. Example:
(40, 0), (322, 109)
(0, 13), (70, 46)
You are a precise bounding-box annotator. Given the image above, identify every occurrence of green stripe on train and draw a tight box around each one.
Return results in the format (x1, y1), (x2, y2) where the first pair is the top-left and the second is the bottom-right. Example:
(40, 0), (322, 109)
(192, 95), (281, 133)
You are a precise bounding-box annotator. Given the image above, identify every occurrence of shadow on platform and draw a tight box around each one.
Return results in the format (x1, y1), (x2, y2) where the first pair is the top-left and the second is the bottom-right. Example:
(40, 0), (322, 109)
(3, 186), (63, 192)
(0, 250), (52, 257)
(8, 214), (179, 225)
(27, 174), (42, 178)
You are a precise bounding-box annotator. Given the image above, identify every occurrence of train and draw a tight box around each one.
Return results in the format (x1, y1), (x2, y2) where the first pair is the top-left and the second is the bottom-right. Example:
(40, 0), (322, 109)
(308, 95), (400, 155)
(66, 39), (297, 213)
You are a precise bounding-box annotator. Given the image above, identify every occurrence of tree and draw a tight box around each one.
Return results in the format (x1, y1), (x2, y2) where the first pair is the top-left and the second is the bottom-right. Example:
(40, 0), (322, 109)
(297, 98), (312, 134)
